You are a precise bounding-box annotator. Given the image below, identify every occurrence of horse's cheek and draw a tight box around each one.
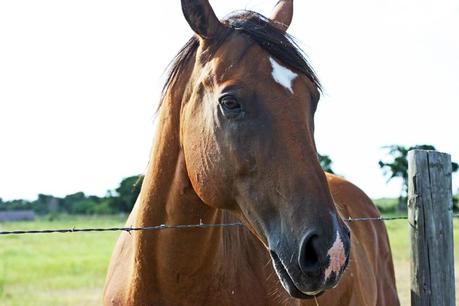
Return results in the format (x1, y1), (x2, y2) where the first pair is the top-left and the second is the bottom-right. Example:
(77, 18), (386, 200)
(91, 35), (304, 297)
(182, 135), (233, 208)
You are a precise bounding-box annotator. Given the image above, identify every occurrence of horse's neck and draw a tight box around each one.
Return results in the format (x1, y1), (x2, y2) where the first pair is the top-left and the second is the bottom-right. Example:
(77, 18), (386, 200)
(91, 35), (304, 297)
(127, 97), (229, 302)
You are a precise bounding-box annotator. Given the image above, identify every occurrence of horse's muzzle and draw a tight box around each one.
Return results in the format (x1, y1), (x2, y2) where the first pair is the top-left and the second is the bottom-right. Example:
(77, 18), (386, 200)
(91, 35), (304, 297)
(269, 227), (351, 299)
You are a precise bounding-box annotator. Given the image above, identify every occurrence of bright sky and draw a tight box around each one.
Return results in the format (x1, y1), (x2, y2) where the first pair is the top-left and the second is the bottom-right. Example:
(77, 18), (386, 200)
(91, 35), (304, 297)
(0, 0), (458, 201)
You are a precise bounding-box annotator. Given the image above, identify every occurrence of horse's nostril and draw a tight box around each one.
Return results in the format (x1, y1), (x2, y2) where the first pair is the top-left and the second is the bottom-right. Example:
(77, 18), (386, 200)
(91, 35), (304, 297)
(298, 232), (321, 273)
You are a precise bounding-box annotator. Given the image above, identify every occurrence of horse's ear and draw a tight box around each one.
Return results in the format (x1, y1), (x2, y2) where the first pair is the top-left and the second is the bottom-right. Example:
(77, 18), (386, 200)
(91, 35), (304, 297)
(181, 0), (224, 39)
(270, 0), (294, 31)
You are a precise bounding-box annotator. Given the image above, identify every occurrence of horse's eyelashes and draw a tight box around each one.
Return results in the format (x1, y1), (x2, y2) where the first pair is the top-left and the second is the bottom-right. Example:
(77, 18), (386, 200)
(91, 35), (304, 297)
(220, 95), (240, 109)
(219, 94), (243, 118)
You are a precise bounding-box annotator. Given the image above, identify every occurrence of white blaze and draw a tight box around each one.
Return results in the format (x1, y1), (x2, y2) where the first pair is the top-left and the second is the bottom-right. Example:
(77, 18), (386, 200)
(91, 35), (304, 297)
(324, 231), (346, 281)
(269, 57), (298, 94)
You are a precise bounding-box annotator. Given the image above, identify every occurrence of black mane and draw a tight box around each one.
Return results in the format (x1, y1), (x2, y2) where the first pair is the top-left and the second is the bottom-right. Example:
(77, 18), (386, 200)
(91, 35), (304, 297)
(161, 11), (321, 105)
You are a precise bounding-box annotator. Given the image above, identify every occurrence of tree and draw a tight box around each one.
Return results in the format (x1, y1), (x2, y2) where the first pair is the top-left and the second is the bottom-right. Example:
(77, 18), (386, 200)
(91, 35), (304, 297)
(62, 192), (86, 213)
(108, 175), (144, 212)
(318, 154), (335, 174)
(379, 145), (458, 211)
(32, 194), (61, 214)
(0, 199), (32, 212)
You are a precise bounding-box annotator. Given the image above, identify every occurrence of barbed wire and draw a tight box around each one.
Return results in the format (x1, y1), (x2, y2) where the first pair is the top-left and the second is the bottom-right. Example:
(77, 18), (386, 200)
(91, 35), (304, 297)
(0, 222), (244, 236)
(345, 215), (408, 222)
(1, 214), (459, 236)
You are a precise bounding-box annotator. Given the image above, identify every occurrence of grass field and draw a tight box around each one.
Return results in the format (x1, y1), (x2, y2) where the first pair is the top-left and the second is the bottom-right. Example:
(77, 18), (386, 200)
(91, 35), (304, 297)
(0, 215), (125, 306)
(0, 214), (458, 305)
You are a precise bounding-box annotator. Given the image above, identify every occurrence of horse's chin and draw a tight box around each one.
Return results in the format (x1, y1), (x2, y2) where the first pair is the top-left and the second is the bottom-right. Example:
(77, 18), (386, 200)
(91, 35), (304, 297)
(270, 251), (326, 300)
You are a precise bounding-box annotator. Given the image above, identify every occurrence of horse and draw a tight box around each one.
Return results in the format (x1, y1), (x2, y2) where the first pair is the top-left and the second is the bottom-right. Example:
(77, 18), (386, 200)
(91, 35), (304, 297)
(104, 1), (400, 305)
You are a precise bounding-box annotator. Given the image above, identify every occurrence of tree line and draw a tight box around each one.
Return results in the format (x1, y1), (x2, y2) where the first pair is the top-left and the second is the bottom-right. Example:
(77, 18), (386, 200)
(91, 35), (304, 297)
(0, 145), (456, 215)
(0, 175), (144, 215)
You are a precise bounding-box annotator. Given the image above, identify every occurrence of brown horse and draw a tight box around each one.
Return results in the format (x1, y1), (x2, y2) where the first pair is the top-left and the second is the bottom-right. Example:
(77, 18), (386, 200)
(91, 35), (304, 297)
(104, 1), (399, 305)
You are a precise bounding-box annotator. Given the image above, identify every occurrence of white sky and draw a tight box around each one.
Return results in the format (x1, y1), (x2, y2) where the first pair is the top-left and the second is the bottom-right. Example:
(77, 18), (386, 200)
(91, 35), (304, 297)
(0, 0), (458, 201)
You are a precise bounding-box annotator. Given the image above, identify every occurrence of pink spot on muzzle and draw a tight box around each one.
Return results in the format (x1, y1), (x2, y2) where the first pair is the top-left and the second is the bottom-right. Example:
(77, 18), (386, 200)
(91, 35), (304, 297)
(323, 231), (346, 282)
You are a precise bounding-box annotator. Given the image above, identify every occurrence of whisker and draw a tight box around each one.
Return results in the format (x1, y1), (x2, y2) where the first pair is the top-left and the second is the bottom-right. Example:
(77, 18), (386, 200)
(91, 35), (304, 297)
(314, 296), (320, 306)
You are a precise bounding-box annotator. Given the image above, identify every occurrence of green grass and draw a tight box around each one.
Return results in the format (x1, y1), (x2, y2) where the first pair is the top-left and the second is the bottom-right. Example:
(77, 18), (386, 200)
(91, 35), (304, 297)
(0, 213), (458, 305)
(0, 215), (125, 306)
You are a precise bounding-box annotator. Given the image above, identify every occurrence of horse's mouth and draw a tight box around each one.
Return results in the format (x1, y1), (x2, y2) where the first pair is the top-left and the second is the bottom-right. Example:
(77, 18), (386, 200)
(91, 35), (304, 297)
(270, 251), (324, 300)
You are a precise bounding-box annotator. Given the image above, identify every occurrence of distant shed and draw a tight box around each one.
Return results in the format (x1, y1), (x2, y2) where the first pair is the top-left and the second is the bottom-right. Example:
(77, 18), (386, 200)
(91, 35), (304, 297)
(0, 210), (35, 222)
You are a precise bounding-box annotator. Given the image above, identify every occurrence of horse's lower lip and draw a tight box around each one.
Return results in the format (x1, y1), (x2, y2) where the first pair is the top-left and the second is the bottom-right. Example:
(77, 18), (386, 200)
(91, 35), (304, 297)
(304, 289), (323, 296)
(270, 251), (324, 299)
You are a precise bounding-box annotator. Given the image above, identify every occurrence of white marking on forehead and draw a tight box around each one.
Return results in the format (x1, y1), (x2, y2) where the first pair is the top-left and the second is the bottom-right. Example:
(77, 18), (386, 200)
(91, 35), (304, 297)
(269, 57), (298, 94)
(324, 231), (346, 282)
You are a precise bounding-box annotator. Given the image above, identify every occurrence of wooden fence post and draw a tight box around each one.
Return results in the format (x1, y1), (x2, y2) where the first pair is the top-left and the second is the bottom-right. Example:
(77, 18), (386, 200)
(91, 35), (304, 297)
(408, 150), (455, 306)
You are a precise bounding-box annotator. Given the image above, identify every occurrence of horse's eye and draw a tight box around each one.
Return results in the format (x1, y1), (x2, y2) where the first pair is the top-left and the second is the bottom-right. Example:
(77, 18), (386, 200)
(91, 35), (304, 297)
(219, 95), (242, 117)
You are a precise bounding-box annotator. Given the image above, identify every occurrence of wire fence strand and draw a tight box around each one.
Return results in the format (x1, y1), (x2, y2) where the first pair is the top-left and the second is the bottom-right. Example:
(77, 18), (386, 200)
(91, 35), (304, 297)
(1, 214), (459, 236)
(346, 215), (408, 222)
(0, 222), (244, 236)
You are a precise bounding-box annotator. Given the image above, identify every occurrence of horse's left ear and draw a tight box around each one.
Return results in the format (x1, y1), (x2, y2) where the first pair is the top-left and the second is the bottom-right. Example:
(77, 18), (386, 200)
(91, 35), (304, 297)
(181, 0), (224, 39)
(270, 0), (294, 31)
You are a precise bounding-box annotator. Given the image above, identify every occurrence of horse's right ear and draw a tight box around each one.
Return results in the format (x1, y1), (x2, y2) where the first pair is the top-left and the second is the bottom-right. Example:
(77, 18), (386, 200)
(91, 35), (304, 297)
(181, 0), (224, 39)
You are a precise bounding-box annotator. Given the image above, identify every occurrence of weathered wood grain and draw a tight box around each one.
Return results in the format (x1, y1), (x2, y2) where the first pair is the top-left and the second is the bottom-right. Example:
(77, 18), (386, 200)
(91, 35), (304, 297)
(408, 150), (455, 306)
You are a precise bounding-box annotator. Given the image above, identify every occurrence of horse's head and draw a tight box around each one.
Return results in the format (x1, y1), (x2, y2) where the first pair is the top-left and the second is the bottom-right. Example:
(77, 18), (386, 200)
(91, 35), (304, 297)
(176, 0), (350, 299)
